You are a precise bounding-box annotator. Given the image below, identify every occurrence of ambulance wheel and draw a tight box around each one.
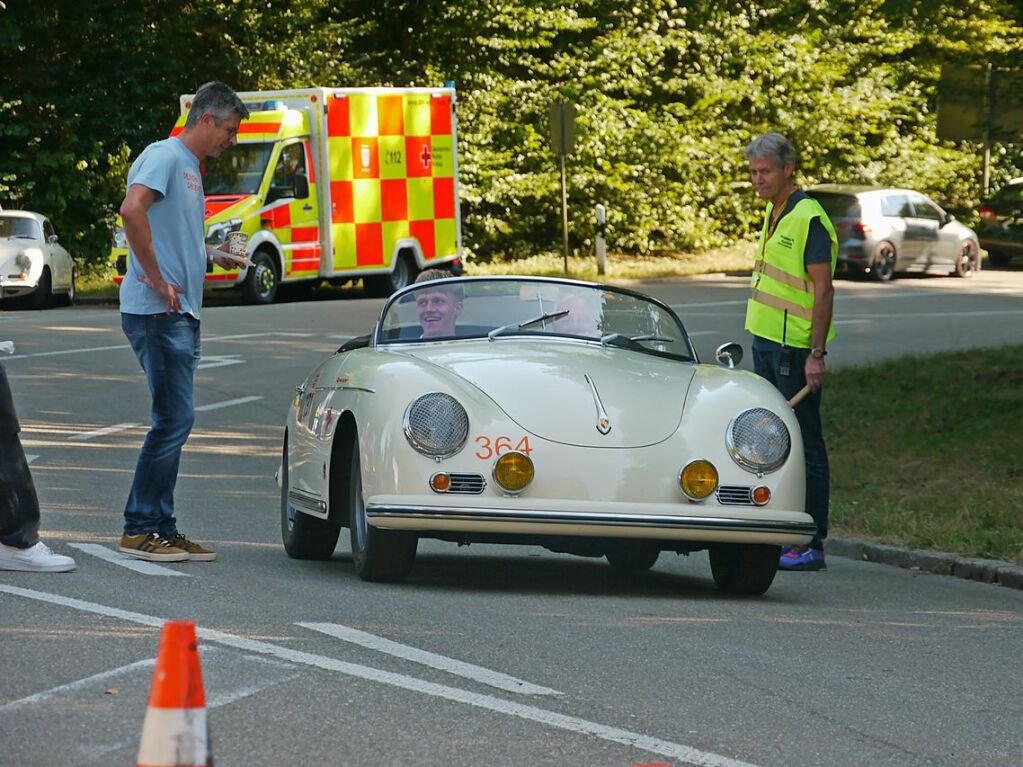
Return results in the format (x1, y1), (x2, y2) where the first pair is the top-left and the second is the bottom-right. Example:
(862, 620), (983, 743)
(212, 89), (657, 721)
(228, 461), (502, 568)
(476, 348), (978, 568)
(364, 252), (415, 297)
(243, 251), (279, 304)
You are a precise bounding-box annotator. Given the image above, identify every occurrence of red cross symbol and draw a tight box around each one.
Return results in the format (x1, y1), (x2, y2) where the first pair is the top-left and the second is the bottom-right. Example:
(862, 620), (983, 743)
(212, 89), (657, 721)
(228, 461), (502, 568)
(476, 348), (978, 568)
(419, 144), (432, 170)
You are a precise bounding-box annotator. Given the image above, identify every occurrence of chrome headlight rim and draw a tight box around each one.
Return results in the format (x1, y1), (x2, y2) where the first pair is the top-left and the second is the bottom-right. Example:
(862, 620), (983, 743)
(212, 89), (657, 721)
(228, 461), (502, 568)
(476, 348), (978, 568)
(725, 407), (791, 474)
(402, 391), (469, 459)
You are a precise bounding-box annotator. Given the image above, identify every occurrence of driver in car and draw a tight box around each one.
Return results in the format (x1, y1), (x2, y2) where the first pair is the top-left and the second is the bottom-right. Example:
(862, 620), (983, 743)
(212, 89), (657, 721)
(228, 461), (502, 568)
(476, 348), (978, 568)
(414, 269), (464, 338)
(553, 291), (602, 336)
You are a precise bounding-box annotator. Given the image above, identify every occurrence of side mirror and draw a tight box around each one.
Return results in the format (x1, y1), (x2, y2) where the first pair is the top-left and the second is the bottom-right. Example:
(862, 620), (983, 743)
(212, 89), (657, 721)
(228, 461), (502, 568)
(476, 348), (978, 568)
(715, 342), (743, 369)
(48, 234), (59, 244)
(294, 173), (310, 200)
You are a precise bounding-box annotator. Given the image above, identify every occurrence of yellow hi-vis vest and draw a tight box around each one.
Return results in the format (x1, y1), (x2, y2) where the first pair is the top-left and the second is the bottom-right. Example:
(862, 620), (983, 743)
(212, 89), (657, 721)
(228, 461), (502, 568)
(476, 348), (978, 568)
(744, 196), (838, 347)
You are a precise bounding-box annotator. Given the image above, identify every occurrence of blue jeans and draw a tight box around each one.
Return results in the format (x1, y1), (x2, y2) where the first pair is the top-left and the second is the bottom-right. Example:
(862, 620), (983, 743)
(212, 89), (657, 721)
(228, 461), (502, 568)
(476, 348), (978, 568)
(122, 313), (200, 537)
(752, 343), (830, 548)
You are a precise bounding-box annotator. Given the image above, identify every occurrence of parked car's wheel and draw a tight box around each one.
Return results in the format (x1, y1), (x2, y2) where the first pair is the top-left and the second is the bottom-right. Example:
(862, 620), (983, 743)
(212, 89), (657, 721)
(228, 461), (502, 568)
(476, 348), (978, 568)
(280, 436), (340, 559)
(348, 432), (417, 582)
(987, 250), (1012, 267)
(242, 250), (279, 304)
(709, 543), (779, 595)
(55, 266), (76, 307)
(28, 267), (53, 309)
(871, 242), (896, 282)
(954, 240), (979, 278)
(364, 252), (416, 298)
(605, 544), (660, 572)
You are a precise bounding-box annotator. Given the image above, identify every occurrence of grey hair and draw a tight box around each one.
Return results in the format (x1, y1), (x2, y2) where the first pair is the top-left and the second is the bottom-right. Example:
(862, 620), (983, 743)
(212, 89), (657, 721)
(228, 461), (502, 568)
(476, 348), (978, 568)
(184, 81), (249, 128)
(743, 132), (796, 169)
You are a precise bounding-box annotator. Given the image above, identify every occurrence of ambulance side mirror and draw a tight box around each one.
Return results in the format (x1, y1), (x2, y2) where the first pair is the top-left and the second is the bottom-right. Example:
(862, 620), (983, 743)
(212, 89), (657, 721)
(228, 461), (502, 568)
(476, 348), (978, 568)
(294, 173), (309, 200)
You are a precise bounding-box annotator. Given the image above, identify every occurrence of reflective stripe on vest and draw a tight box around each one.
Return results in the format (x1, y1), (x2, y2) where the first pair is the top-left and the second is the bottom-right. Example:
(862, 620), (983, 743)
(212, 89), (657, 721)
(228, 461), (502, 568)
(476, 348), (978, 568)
(744, 196), (837, 347)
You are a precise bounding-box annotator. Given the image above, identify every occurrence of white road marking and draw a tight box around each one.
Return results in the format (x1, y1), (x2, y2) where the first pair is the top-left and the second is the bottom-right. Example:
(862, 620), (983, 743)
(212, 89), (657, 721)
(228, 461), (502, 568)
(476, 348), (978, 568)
(3, 331), (322, 361)
(68, 543), (189, 577)
(5, 342), (131, 360)
(833, 319), (872, 325)
(298, 622), (562, 697)
(0, 585), (761, 767)
(0, 657), (157, 712)
(194, 395), (263, 412)
(24, 454), (39, 464)
(68, 422), (138, 441)
(197, 354), (245, 370)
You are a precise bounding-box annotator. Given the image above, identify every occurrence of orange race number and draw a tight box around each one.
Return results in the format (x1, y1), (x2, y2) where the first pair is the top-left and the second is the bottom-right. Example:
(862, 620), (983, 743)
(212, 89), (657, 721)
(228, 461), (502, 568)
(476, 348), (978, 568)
(474, 435), (532, 459)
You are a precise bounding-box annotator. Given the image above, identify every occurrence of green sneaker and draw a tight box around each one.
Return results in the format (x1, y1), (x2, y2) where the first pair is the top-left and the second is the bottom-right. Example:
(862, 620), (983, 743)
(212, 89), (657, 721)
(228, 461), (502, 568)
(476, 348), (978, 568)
(169, 534), (218, 562)
(119, 533), (189, 562)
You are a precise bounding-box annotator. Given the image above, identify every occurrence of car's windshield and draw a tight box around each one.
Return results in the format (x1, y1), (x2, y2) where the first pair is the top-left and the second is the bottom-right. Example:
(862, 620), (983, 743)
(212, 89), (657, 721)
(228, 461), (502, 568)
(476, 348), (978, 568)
(0, 216), (41, 240)
(377, 278), (694, 360)
(202, 143), (273, 195)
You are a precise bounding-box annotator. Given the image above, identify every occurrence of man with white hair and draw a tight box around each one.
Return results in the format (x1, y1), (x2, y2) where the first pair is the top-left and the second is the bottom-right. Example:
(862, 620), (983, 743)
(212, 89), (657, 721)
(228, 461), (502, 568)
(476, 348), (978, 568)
(743, 132), (837, 572)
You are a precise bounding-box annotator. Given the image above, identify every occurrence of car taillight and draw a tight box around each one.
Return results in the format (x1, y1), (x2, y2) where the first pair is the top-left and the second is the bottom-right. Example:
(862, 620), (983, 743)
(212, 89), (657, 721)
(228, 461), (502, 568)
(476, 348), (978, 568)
(838, 221), (871, 237)
(978, 207), (997, 223)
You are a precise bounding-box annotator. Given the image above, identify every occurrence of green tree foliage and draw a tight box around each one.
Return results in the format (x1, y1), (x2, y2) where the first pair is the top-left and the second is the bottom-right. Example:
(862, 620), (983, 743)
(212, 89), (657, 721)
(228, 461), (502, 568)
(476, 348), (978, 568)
(1, 0), (1021, 270)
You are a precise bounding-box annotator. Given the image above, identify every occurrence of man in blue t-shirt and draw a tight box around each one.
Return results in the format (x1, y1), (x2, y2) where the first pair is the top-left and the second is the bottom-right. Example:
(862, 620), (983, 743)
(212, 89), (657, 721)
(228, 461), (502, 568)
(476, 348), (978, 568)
(118, 81), (249, 562)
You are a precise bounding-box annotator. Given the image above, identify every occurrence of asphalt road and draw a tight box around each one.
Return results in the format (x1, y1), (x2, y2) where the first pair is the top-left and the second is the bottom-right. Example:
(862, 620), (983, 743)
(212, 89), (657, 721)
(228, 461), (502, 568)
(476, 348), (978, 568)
(2, 269), (1022, 767)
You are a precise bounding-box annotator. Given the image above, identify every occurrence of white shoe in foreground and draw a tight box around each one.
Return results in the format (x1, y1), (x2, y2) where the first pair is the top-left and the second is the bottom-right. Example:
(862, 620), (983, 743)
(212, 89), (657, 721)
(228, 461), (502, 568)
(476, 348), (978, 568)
(0, 541), (77, 572)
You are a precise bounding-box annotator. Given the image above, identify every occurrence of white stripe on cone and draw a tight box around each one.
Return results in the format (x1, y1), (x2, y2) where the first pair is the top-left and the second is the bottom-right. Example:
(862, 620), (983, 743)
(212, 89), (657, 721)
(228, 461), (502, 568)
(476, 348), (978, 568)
(136, 707), (211, 767)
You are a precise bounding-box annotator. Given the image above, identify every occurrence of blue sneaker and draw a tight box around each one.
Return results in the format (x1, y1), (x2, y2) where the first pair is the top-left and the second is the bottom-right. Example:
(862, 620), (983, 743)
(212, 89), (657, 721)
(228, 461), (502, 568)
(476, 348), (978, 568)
(778, 545), (826, 571)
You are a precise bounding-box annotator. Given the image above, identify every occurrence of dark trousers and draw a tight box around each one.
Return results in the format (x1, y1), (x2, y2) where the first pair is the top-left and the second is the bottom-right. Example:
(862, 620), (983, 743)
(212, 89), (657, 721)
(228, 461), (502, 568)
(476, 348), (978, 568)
(752, 345), (830, 547)
(0, 363), (40, 549)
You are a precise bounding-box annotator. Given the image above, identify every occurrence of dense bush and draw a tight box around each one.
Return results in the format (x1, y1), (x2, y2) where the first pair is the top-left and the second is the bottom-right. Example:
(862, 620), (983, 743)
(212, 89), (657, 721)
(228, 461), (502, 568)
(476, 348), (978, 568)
(1, 0), (1021, 270)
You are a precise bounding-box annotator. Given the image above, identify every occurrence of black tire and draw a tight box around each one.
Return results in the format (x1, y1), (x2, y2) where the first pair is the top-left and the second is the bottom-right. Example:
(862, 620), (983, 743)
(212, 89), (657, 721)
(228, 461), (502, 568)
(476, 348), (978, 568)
(987, 250), (1012, 267)
(29, 268), (53, 309)
(55, 266), (75, 307)
(870, 242), (896, 282)
(605, 544), (660, 572)
(242, 251), (279, 304)
(363, 252), (416, 298)
(954, 240), (979, 278)
(280, 436), (341, 559)
(708, 543), (780, 596)
(348, 434), (417, 582)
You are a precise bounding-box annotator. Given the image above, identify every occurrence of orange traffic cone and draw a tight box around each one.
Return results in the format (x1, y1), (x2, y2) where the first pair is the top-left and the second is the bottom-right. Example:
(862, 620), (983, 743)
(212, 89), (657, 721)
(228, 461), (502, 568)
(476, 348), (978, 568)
(136, 620), (213, 767)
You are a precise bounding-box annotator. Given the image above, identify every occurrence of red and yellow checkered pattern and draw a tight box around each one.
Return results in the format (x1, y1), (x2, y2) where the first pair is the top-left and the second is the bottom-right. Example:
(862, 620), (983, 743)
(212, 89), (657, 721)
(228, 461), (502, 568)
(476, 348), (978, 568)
(325, 92), (457, 270)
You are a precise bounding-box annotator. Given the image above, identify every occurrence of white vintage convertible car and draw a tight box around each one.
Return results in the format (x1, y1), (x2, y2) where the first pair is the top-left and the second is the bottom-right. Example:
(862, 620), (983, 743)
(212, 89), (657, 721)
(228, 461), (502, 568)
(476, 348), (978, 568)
(280, 276), (814, 595)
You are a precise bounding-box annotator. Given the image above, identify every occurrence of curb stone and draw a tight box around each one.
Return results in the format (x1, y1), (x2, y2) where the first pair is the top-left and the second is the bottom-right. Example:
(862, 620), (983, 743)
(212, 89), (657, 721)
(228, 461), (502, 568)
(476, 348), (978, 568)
(825, 537), (1023, 591)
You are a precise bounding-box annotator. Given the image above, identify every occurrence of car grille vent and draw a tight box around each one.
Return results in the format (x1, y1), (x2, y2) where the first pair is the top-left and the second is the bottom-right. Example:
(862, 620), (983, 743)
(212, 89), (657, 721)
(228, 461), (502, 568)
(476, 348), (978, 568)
(717, 486), (754, 505)
(447, 473), (486, 494)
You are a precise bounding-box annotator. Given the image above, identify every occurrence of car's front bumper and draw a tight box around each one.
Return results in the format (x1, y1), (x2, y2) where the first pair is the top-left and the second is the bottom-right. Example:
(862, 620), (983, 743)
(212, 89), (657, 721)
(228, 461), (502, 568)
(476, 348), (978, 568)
(366, 500), (816, 546)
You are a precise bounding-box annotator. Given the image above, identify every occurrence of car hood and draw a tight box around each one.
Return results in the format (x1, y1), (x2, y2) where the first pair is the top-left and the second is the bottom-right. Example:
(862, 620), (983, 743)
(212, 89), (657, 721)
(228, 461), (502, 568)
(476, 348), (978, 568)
(397, 340), (695, 448)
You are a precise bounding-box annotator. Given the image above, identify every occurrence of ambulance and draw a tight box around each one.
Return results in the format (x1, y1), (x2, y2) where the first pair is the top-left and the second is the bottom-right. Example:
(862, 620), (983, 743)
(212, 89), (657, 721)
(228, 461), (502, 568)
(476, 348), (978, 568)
(112, 86), (462, 302)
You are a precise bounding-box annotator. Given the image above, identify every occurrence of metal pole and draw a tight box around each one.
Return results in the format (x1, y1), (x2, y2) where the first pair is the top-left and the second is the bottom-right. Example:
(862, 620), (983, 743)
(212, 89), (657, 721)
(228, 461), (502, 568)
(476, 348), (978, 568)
(560, 152), (569, 274)
(983, 63), (992, 197)
(595, 203), (606, 276)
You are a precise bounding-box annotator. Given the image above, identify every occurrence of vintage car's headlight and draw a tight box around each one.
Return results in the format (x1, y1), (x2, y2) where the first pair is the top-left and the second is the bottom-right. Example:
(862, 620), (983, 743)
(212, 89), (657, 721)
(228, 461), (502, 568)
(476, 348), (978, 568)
(726, 408), (791, 474)
(15, 251), (35, 271)
(493, 451), (534, 494)
(403, 392), (469, 459)
(678, 459), (718, 501)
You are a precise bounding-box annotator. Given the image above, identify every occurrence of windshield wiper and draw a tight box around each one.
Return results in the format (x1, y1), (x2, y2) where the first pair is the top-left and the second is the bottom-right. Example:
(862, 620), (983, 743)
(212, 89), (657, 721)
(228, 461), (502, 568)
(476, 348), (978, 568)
(5, 234), (35, 240)
(600, 333), (677, 349)
(488, 310), (569, 341)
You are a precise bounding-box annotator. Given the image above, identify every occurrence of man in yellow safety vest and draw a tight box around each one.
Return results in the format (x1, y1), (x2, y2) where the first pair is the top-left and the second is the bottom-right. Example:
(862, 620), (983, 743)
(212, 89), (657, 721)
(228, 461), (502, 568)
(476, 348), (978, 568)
(743, 132), (837, 572)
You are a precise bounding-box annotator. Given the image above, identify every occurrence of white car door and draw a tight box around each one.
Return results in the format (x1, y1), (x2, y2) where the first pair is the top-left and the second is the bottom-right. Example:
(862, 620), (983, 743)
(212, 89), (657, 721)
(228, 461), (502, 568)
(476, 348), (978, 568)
(42, 218), (72, 292)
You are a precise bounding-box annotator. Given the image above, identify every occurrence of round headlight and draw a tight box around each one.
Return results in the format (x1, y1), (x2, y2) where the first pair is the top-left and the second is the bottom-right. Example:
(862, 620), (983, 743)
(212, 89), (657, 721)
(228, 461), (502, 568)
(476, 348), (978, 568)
(493, 451), (534, 494)
(726, 408), (791, 474)
(403, 392), (469, 459)
(15, 252), (33, 270)
(679, 459), (718, 501)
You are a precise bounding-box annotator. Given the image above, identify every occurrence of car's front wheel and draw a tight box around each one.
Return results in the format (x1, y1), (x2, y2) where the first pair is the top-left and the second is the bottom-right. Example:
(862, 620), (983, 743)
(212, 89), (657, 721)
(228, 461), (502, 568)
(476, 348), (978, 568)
(954, 240), (979, 278)
(871, 242), (896, 282)
(708, 543), (779, 595)
(280, 436), (341, 559)
(348, 433), (417, 582)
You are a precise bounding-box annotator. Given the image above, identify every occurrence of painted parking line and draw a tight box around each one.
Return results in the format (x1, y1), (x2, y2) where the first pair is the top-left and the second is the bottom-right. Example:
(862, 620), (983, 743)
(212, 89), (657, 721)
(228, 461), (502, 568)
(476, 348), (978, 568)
(68, 422), (138, 441)
(194, 395), (263, 412)
(0, 657), (158, 712)
(0, 584), (761, 767)
(25, 454), (39, 464)
(298, 622), (562, 697)
(68, 543), (189, 577)
(197, 354), (244, 370)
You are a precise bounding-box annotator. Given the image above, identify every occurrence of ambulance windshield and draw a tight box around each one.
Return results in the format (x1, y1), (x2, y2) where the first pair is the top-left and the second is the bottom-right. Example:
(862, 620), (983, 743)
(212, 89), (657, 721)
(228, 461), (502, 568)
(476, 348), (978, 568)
(202, 143), (273, 195)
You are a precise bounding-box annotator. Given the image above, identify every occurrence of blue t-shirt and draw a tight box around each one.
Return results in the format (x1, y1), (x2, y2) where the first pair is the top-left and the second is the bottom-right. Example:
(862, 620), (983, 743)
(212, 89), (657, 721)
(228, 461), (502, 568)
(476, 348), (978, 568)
(119, 137), (206, 318)
(753, 190), (831, 352)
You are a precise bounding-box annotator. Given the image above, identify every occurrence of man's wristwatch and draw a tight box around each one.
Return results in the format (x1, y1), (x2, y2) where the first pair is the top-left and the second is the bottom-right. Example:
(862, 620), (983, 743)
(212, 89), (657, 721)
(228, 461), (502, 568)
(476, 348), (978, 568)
(810, 347), (827, 360)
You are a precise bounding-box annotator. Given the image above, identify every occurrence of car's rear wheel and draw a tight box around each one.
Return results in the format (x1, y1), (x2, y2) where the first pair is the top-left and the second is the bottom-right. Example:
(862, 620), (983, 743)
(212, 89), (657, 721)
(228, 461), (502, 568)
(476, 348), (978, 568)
(242, 250), (279, 304)
(954, 240), (979, 277)
(280, 436), (340, 559)
(709, 543), (779, 596)
(56, 266), (76, 306)
(348, 434), (417, 582)
(605, 544), (660, 572)
(871, 242), (896, 282)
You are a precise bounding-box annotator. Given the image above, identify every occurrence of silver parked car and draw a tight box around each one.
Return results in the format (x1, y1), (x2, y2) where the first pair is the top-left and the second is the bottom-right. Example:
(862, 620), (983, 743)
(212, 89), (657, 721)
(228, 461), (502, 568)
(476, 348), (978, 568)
(806, 185), (980, 281)
(0, 210), (76, 308)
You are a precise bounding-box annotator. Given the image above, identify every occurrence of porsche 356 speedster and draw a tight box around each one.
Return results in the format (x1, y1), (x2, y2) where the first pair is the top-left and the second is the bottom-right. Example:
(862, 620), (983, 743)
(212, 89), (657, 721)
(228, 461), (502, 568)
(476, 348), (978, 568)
(279, 276), (814, 595)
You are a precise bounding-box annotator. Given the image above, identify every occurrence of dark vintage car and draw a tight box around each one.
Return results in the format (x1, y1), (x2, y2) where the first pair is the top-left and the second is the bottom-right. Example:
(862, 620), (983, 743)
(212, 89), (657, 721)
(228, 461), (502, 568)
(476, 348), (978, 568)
(977, 177), (1023, 267)
(807, 184), (980, 281)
